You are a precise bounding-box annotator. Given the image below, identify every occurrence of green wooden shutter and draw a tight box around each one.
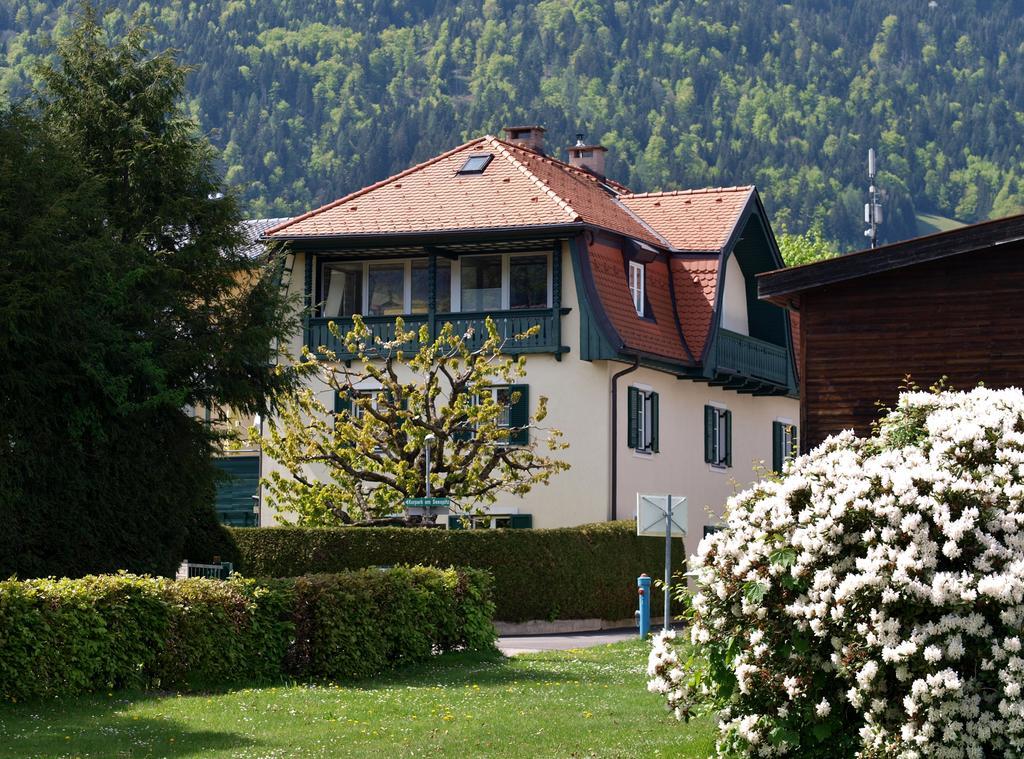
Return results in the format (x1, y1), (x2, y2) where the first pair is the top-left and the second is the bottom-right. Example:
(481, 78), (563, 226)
(772, 421), (784, 473)
(448, 516), (464, 530)
(510, 514), (533, 529)
(650, 392), (659, 453)
(508, 384), (530, 446)
(334, 390), (351, 414)
(627, 387), (639, 449)
(792, 425), (799, 458)
(724, 410), (733, 467)
(704, 405), (715, 463)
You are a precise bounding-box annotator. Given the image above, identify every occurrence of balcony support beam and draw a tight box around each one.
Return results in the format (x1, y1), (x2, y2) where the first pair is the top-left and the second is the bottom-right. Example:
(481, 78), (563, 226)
(552, 241), (562, 361)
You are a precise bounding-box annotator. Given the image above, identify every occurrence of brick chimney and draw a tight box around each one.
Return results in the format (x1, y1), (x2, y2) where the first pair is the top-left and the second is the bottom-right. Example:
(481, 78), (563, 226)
(567, 133), (608, 177)
(503, 125), (546, 154)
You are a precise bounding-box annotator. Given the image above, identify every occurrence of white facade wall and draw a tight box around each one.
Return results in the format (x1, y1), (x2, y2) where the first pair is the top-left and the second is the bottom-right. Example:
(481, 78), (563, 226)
(262, 246), (798, 562)
(612, 365), (796, 558)
(721, 252), (750, 335)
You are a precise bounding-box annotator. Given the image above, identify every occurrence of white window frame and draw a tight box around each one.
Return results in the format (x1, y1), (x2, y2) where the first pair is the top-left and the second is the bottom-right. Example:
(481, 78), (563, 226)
(629, 261), (645, 316)
(324, 253), (551, 316)
(708, 401), (730, 470)
(457, 252), (552, 312)
(632, 384), (656, 456)
(776, 417), (797, 467)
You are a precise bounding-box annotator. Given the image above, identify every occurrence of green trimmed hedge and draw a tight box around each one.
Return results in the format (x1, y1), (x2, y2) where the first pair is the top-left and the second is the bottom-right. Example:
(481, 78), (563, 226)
(0, 567), (494, 700)
(231, 521), (671, 623)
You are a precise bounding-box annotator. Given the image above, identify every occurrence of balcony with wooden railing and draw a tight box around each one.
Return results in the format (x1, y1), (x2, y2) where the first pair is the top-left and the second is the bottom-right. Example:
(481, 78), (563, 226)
(305, 308), (566, 360)
(713, 328), (791, 391)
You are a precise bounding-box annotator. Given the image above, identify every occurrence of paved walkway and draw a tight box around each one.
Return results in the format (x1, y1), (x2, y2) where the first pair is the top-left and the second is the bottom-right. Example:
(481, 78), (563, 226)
(498, 627), (638, 655)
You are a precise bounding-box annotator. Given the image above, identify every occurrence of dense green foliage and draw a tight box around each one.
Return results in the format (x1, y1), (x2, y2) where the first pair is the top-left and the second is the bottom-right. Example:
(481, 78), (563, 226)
(0, 567), (494, 700)
(231, 521), (672, 622)
(4, 1), (1024, 249)
(776, 225), (839, 267)
(0, 11), (298, 578)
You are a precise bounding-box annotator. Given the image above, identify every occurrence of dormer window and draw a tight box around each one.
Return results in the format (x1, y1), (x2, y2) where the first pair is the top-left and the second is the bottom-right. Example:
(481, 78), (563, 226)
(629, 261), (645, 316)
(457, 153), (493, 175)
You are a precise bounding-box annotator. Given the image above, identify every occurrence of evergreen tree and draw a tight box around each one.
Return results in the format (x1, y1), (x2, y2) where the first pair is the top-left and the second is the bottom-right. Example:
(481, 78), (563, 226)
(0, 8), (298, 578)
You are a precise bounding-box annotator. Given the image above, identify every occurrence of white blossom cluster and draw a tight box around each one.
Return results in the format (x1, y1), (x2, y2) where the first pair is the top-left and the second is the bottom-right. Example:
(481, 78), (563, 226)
(648, 387), (1024, 758)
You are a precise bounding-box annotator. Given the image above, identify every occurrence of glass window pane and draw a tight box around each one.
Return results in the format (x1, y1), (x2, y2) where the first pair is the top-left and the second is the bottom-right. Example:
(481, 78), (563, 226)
(410, 259), (452, 314)
(460, 255), (502, 312)
(367, 262), (405, 316)
(509, 254), (548, 309)
(411, 260), (429, 314)
(494, 387), (511, 428)
(436, 259), (451, 313)
(324, 262), (362, 317)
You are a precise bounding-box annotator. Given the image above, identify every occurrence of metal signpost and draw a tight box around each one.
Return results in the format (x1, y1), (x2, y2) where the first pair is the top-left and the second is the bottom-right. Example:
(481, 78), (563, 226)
(405, 433), (450, 521)
(637, 494), (687, 632)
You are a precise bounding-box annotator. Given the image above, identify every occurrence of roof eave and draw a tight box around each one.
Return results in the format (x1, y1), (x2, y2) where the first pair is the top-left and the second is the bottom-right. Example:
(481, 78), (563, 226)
(267, 222), (586, 248)
(757, 212), (1024, 301)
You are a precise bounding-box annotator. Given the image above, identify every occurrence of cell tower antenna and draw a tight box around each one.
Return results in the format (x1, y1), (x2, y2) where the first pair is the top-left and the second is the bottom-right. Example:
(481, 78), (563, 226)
(864, 148), (882, 249)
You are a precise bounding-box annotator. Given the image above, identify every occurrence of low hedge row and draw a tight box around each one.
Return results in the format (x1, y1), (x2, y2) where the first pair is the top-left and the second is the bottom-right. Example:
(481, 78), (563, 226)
(230, 521), (671, 623)
(0, 567), (494, 700)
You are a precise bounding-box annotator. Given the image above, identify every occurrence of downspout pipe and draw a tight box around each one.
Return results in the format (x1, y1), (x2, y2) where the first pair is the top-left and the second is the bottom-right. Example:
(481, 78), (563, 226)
(609, 355), (640, 521)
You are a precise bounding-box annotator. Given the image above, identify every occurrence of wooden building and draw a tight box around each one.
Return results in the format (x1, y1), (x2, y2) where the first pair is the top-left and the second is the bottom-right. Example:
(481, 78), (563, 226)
(758, 213), (1024, 451)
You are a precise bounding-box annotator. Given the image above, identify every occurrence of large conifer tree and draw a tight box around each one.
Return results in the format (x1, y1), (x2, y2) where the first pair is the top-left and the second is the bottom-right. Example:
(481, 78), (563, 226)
(0, 7), (298, 577)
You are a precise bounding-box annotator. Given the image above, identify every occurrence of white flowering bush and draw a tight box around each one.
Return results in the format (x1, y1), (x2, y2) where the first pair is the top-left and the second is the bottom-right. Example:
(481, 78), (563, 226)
(648, 387), (1024, 758)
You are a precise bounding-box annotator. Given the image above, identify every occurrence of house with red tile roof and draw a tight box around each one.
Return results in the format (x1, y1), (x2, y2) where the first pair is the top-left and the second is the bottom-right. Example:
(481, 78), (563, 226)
(263, 126), (798, 552)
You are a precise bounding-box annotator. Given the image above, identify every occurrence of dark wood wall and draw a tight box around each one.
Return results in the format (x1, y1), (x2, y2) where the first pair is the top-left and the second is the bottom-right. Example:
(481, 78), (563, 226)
(800, 242), (1024, 449)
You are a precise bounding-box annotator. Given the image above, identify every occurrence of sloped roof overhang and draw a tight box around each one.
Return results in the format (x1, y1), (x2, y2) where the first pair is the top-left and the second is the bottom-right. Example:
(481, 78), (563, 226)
(757, 212), (1024, 307)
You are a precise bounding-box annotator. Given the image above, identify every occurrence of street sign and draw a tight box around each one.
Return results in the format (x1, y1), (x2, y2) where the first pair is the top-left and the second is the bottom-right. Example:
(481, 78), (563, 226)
(636, 493), (687, 634)
(636, 494), (687, 537)
(404, 497), (451, 508)
(404, 496), (451, 519)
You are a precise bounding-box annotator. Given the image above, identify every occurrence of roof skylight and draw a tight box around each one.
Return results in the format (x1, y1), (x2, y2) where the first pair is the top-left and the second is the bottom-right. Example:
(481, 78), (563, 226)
(457, 153), (493, 175)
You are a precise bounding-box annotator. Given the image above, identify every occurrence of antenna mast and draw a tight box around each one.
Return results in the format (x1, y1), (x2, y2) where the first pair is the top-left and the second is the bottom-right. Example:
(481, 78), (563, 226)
(864, 148), (882, 249)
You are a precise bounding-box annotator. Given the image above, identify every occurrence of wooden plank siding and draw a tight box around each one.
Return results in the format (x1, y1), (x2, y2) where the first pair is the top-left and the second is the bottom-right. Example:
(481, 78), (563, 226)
(799, 241), (1024, 449)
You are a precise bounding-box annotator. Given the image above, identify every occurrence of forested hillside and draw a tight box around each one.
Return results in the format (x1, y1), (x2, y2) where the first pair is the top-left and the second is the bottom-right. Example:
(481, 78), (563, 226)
(3, 0), (1024, 249)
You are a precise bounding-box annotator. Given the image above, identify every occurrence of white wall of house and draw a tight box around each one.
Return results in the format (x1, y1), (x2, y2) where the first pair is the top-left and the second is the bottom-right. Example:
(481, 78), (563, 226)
(260, 244), (610, 527)
(721, 252), (749, 335)
(261, 246), (799, 565)
(612, 364), (797, 559)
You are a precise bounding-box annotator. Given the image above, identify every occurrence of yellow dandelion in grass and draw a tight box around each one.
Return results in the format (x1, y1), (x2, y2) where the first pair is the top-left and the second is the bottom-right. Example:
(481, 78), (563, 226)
(442, 714), (454, 722)
(583, 711), (593, 719)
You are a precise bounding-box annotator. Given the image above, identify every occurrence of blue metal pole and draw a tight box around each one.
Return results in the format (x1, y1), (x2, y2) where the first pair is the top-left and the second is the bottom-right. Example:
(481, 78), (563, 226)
(638, 574), (651, 639)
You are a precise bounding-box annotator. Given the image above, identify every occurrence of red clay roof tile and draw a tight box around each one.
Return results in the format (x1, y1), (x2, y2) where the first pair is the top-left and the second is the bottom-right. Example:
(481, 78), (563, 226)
(588, 238), (688, 362)
(619, 187), (753, 252)
(265, 136), (769, 368)
(671, 255), (720, 359)
(267, 136), (667, 246)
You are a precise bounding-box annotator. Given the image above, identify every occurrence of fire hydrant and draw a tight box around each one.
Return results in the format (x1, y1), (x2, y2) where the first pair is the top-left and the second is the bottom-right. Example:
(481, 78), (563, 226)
(637, 573), (651, 639)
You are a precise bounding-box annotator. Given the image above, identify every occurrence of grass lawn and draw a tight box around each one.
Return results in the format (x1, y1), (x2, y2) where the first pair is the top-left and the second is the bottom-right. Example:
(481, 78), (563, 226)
(0, 641), (715, 758)
(915, 211), (965, 236)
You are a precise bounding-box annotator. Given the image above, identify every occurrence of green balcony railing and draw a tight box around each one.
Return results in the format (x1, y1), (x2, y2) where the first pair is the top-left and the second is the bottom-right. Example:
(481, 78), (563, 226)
(306, 309), (563, 359)
(715, 329), (790, 386)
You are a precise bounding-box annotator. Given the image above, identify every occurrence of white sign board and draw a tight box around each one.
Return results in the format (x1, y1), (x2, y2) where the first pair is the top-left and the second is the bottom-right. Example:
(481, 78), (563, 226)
(636, 494), (688, 538)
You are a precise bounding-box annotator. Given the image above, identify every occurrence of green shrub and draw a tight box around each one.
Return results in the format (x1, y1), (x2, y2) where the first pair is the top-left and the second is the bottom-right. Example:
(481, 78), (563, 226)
(0, 568), (493, 700)
(231, 521), (670, 622)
